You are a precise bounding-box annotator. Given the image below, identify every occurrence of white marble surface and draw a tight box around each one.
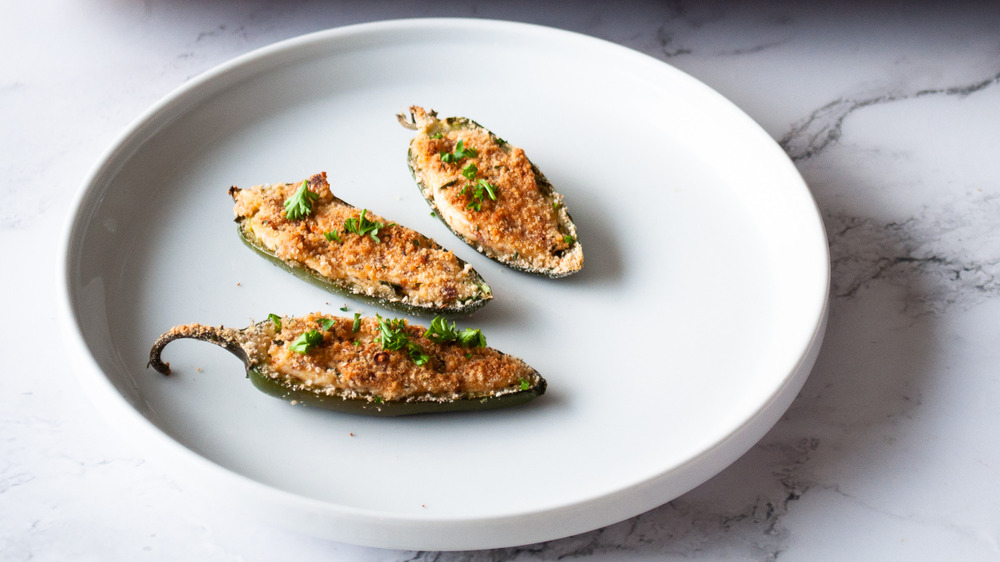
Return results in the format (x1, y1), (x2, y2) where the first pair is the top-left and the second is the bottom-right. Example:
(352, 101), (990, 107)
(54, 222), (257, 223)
(4, 1), (1000, 559)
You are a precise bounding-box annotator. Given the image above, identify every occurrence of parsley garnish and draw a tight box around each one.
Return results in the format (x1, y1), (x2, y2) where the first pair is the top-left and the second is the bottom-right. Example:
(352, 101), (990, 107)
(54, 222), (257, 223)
(430, 132), (443, 139)
(440, 139), (477, 163)
(319, 318), (335, 331)
(423, 316), (487, 348)
(375, 315), (429, 365)
(339, 304), (349, 312)
(373, 396), (383, 404)
(462, 179), (498, 211)
(563, 235), (575, 244)
(267, 313), (281, 332)
(343, 209), (391, 243)
(289, 329), (323, 354)
(424, 316), (458, 344)
(324, 230), (342, 243)
(352, 312), (361, 332)
(283, 180), (319, 220)
(461, 162), (478, 180)
(519, 378), (530, 390)
(458, 328), (487, 348)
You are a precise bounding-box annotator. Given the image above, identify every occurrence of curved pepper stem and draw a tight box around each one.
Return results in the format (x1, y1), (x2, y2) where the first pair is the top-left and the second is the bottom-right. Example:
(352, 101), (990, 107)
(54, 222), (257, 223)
(147, 324), (251, 375)
(396, 111), (418, 130)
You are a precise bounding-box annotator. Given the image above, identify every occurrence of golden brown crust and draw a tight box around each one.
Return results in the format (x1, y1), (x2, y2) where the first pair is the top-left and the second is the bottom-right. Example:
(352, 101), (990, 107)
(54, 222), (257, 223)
(231, 172), (489, 310)
(405, 106), (583, 276)
(268, 313), (539, 402)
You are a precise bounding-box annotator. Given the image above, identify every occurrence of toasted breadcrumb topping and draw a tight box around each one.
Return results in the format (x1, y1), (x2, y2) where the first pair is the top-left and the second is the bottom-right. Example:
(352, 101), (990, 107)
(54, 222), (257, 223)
(407, 107), (583, 276)
(231, 173), (487, 309)
(265, 313), (539, 402)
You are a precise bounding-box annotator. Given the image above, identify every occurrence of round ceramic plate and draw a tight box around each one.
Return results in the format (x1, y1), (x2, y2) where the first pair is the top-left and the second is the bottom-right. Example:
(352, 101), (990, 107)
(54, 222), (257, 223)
(60, 19), (829, 550)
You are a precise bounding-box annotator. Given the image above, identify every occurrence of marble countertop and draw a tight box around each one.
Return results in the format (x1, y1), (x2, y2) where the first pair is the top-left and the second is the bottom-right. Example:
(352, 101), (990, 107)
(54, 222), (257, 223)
(4, 1), (1000, 559)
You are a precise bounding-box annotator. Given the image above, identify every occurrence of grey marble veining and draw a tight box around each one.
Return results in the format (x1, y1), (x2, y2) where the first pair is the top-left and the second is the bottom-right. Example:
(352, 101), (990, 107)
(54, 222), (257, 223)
(4, 1), (1000, 560)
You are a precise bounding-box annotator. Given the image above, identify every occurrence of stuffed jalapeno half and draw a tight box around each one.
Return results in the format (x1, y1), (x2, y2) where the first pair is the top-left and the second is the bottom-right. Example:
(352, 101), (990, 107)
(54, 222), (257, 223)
(398, 106), (583, 278)
(148, 312), (546, 416)
(230, 172), (491, 316)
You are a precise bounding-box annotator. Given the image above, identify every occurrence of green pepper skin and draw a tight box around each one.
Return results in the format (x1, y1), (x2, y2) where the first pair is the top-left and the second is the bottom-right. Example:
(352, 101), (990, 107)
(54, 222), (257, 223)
(235, 221), (490, 318)
(148, 316), (547, 417)
(248, 368), (546, 417)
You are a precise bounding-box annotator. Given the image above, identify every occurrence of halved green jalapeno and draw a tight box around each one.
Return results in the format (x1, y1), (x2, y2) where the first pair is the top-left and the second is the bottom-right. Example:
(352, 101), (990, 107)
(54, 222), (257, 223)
(231, 172), (492, 317)
(398, 106), (583, 278)
(148, 312), (546, 417)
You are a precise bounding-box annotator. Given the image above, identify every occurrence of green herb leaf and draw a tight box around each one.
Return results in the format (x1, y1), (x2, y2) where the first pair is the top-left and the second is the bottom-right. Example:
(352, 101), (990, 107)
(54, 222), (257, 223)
(267, 313), (282, 332)
(424, 316), (459, 344)
(439, 139), (477, 163)
(352, 312), (361, 333)
(319, 318), (335, 331)
(410, 349), (430, 366)
(430, 132), (443, 139)
(463, 179), (498, 212)
(478, 179), (497, 200)
(458, 328), (487, 348)
(339, 304), (349, 312)
(375, 315), (409, 350)
(352, 340), (361, 346)
(289, 329), (323, 354)
(519, 378), (530, 391)
(563, 235), (575, 244)
(324, 230), (342, 243)
(461, 162), (478, 180)
(373, 396), (383, 404)
(343, 209), (389, 243)
(283, 180), (319, 220)
(423, 315), (486, 348)
(374, 314), (428, 365)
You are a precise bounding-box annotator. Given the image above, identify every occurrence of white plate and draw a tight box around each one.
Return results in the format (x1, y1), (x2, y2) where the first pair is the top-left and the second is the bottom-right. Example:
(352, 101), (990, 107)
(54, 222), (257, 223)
(60, 19), (828, 550)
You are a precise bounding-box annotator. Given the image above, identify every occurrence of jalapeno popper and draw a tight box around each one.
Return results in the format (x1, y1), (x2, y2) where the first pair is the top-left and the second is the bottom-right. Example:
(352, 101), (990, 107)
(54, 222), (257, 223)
(148, 313), (546, 416)
(230, 172), (492, 316)
(398, 106), (583, 278)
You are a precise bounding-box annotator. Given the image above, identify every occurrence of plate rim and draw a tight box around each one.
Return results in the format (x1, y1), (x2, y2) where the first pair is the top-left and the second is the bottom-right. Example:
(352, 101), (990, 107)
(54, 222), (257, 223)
(58, 17), (830, 550)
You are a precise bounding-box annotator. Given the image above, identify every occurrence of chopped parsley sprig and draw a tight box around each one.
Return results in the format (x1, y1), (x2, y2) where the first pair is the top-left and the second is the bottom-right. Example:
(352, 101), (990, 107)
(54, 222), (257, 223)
(375, 315), (429, 366)
(424, 316), (487, 348)
(343, 209), (392, 243)
(344, 314), (489, 365)
(440, 139), (477, 163)
(289, 329), (323, 354)
(267, 313), (282, 332)
(283, 180), (319, 220)
(461, 179), (498, 212)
